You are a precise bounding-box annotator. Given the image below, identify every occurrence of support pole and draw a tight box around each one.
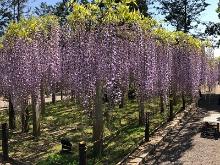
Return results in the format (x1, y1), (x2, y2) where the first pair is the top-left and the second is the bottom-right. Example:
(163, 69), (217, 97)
(168, 99), (174, 122)
(79, 141), (87, 165)
(145, 112), (150, 142)
(2, 123), (9, 161)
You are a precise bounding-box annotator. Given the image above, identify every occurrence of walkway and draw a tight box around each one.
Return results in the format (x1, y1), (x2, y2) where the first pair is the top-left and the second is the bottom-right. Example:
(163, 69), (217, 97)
(0, 95), (63, 111)
(144, 93), (220, 164)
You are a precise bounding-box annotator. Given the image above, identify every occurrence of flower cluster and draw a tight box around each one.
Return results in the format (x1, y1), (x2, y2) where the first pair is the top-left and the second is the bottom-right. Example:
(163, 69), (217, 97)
(0, 15), (217, 109)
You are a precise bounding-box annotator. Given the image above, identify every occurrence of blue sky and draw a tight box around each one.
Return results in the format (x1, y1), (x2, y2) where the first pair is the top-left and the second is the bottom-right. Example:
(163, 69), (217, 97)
(27, 0), (220, 55)
(203, 0), (219, 23)
(204, 0), (220, 56)
(28, 0), (58, 7)
(28, 0), (219, 23)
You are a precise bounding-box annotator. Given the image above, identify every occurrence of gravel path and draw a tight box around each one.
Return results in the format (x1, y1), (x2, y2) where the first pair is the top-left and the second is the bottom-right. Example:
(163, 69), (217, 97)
(145, 106), (220, 165)
(0, 95), (63, 112)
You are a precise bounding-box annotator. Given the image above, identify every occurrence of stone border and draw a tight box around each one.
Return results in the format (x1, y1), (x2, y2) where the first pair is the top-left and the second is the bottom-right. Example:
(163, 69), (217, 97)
(117, 103), (196, 165)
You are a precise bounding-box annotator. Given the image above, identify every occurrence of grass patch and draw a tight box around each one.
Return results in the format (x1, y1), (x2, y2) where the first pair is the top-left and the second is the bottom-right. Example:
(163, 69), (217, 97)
(0, 96), (186, 164)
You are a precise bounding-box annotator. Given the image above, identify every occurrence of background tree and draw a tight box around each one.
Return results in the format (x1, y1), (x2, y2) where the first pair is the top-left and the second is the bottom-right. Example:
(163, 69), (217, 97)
(0, 0), (29, 35)
(129, 0), (149, 17)
(0, 0), (13, 36)
(205, 0), (220, 46)
(34, 2), (54, 16)
(35, 1), (70, 25)
(97, 0), (149, 17)
(156, 0), (209, 33)
(12, 0), (29, 21)
(0, 0), (29, 129)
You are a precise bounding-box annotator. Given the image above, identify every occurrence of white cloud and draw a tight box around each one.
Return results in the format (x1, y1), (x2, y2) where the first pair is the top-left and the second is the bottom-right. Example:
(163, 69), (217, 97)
(214, 48), (220, 57)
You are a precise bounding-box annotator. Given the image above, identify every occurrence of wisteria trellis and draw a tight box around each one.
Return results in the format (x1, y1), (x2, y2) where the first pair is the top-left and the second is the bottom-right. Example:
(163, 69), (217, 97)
(0, 11), (218, 154)
(0, 22), (217, 109)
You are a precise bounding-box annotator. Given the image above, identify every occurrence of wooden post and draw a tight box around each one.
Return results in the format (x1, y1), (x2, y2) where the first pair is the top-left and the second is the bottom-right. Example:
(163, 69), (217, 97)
(61, 90), (63, 100)
(160, 95), (164, 113)
(217, 123), (219, 134)
(52, 83), (56, 104)
(182, 93), (186, 110)
(8, 96), (16, 130)
(79, 141), (87, 165)
(168, 99), (174, 122)
(21, 101), (29, 133)
(92, 80), (104, 156)
(40, 80), (45, 114)
(199, 89), (202, 98)
(2, 123), (9, 161)
(139, 97), (145, 126)
(31, 93), (41, 137)
(52, 93), (56, 104)
(145, 112), (150, 142)
(215, 123), (219, 140)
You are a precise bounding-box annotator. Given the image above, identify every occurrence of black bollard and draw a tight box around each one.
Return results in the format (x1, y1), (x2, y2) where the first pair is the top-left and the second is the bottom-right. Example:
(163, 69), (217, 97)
(2, 123), (9, 161)
(79, 141), (87, 165)
(145, 112), (150, 142)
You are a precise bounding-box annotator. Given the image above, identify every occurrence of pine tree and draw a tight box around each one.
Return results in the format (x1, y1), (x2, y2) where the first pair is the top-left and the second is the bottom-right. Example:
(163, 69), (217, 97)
(0, 0), (29, 36)
(157, 0), (209, 33)
(205, 1), (220, 45)
(0, 0), (13, 36)
(205, 1), (220, 36)
(35, 1), (70, 25)
(34, 2), (55, 16)
(11, 0), (29, 21)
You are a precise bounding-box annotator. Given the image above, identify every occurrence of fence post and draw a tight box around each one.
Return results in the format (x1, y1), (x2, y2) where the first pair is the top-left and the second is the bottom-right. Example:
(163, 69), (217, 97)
(145, 112), (150, 142)
(2, 123), (9, 161)
(79, 141), (87, 165)
(168, 98), (174, 121)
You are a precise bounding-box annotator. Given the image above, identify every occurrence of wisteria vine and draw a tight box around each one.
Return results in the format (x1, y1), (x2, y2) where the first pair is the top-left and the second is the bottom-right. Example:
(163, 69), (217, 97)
(0, 7), (218, 111)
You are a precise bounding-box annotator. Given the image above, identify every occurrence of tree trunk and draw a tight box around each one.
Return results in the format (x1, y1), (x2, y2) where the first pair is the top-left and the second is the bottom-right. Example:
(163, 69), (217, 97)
(105, 99), (114, 127)
(61, 90), (63, 100)
(13, 1), (16, 21)
(52, 93), (56, 104)
(40, 81), (45, 114)
(199, 89), (202, 98)
(2, 123), (9, 161)
(21, 100), (29, 133)
(139, 96), (145, 126)
(168, 97), (174, 121)
(173, 91), (177, 106)
(160, 95), (164, 113)
(52, 83), (56, 104)
(71, 90), (74, 101)
(31, 92), (41, 137)
(9, 96), (16, 130)
(183, 0), (188, 33)
(119, 91), (126, 108)
(17, 0), (21, 22)
(92, 80), (104, 157)
(182, 92), (186, 110)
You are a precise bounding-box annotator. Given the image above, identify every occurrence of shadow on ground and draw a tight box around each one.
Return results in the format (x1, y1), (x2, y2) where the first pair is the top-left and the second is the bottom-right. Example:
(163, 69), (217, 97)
(145, 110), (206, 164)
(198, 94), (220, 112)
(145, 94), (220, 165)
